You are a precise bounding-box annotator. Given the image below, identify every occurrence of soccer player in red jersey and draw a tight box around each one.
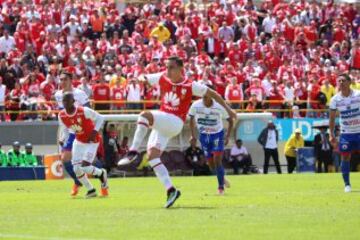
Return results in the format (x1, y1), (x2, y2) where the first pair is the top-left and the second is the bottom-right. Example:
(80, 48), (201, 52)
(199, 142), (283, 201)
(119, 56), (236, 208)
(58, 92), (108, 198)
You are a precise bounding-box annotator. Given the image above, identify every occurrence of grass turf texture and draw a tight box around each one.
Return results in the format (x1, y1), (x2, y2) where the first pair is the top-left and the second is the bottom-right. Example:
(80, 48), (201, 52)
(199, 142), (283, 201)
(0, 173), (359, 240)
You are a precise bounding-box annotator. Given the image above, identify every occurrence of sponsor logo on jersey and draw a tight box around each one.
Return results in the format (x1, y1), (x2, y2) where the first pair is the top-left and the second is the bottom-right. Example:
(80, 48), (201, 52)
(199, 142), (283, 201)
(198, 118), (217, 126)
(164, 92), (180, 108)
(340, 108), (360, 119)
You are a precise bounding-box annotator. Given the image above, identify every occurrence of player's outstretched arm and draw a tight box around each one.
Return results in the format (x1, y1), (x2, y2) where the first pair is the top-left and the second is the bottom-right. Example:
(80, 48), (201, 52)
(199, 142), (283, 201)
(140, 72), (163, 86)
(225, 117), (234, 146)
(205, 88), (237, 120)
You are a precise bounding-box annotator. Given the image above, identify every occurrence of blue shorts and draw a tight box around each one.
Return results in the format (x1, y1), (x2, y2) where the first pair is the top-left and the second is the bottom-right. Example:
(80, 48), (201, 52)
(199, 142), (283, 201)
(62, 133), (75, 151)
(339, 133), (360, 153)
(199, 130), (224, 159)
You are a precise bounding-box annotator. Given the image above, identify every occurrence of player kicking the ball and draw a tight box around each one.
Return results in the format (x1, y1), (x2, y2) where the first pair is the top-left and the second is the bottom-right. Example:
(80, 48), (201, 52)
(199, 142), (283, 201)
(118, 56), (236, 208)
(58, 92), (108, 198)
(189, 85), (234, 195)
(329, 73), (360, 193)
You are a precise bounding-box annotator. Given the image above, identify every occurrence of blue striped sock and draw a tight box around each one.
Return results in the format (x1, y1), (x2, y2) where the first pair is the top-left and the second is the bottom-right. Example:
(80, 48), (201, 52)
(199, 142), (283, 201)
(216, 166), (225, 189)
(341, 161), (350, 186)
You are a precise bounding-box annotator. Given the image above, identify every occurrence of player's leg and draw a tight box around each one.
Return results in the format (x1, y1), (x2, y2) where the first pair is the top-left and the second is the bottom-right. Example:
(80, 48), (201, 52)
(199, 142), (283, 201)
(71, 140), (96, 198)
(339, 134), (354, 192)
(200, 135), (222, 193)
(79, 142), (109, 196)
(61, 133), (82, 196)
(146, 112), (183, 208)
(212, 131), (227, 194)
(147, 131), (180, 208)
(118, 111), (154, 165)
(341, 154), (351, 192)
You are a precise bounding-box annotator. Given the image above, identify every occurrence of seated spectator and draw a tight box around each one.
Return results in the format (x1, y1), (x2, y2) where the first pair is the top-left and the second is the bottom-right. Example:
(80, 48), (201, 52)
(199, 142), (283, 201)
(284, 128), (304, 174)
(230, 139), (253, 174)
(118, 136), (129, 158)
(0, 143), (8, 167)
(185, 140), (211, 176)
(22, 143), (38, 167)
(7, 141), (23, 167)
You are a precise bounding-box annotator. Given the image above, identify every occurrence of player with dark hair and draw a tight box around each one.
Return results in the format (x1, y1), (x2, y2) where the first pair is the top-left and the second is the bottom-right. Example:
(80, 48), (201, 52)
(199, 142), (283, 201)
(329, 73), (360, 193)
(118, 56), (236, 208)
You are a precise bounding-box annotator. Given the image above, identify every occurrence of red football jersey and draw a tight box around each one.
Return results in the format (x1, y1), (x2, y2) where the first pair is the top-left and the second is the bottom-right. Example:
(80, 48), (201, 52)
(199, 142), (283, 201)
(158, 74), (207, 122)
(59, 107), (101, 143)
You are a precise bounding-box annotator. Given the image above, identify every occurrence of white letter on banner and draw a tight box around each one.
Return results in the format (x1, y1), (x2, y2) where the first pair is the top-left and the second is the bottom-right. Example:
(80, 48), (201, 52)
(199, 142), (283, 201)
(298, 121), (312, 139)
(244, 121), (254, 134)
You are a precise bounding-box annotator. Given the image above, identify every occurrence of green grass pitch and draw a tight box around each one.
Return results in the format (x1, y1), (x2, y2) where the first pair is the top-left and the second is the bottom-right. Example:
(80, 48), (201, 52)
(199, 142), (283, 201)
(0, 173), (359, 240)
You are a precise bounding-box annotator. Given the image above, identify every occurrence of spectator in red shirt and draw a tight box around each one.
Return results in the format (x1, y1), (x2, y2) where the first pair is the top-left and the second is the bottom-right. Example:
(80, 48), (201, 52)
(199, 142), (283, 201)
(92, 74), (111, 112)
(245, 78), (266, 101)
(110, 78), (126, 111)
(40, 75), (55, 102)
(225, 77), (244, 109)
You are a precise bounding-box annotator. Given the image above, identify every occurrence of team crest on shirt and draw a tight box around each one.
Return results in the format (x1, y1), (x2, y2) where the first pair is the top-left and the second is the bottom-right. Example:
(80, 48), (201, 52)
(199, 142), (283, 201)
(181, 88), (187, 95)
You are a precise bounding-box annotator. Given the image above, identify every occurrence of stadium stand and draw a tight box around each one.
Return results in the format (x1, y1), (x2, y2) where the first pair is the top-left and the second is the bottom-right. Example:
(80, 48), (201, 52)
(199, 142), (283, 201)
(0, 0), (358, 121)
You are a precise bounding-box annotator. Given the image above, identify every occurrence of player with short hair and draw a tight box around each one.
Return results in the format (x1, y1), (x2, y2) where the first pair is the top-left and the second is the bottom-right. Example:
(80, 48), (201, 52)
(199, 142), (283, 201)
(189, 87), (234, 195)
(329, 73), (360, 193)
(118, 56), (236, 208)
(58, 92), (108, 198)
(55, 71), (90, 196)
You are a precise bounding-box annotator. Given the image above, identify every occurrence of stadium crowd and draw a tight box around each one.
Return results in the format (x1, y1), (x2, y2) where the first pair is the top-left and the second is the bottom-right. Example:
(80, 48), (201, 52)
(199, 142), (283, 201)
(0, 0), (359, 121)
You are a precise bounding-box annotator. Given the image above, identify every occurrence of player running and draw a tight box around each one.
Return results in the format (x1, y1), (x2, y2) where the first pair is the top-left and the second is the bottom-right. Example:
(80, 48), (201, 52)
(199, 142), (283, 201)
(329, 73), (360, 193)
(55, 71), (90, 196)
(189, 87), (234, 195)
(118, 56), (236, 208)
(58, 92), (108, 198)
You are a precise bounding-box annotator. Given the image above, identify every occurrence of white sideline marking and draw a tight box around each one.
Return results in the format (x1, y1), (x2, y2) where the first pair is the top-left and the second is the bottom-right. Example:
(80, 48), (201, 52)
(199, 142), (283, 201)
(0, 233), (104, 240)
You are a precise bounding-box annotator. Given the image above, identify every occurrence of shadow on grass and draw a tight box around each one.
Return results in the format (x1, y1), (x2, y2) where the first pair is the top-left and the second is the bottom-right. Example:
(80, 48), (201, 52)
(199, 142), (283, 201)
(169, 205), (217, 210)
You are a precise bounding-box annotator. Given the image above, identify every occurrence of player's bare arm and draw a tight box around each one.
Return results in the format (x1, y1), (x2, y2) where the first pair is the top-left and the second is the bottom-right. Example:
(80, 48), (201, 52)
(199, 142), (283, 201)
(329, 109), (337, 146)
(189, 115), (197, 145)
(225, 117), (234, 146)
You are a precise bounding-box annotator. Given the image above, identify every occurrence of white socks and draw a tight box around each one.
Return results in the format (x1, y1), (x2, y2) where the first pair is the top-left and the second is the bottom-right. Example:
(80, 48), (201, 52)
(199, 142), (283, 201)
(82, 165), (102, 177)
(77, 174), (94, 191)
(149, 158), (173, 190)
(73, 164), (102, 191)
(130, 116), (150, 151)
(73, 165), (94, 191)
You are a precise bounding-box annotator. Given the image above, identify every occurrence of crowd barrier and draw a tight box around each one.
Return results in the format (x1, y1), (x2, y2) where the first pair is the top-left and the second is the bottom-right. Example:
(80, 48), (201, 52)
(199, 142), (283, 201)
(0, 167), (45, 181)
(1, 99), (327, 115)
